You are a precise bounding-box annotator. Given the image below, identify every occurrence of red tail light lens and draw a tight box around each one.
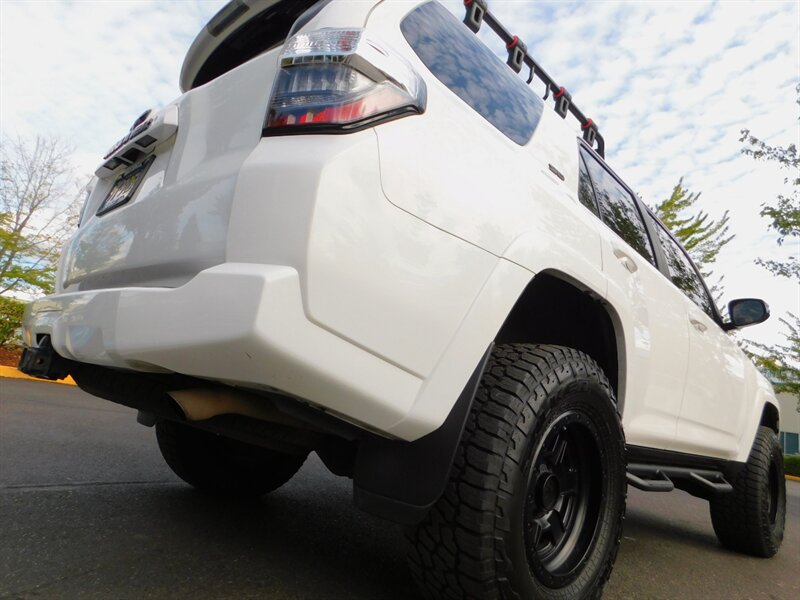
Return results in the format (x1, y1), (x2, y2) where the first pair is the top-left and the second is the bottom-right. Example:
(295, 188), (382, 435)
(264, 29), (426, 134)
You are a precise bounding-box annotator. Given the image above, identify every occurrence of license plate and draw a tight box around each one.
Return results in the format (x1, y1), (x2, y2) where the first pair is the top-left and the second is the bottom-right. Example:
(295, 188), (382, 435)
(96, 155), (156, 216)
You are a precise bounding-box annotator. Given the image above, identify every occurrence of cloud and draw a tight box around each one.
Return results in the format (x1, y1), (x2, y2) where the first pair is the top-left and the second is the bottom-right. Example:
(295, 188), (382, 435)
(0, 0), (225, 174)
(2, 0), (799, 348)
(443, 0), (799, 347)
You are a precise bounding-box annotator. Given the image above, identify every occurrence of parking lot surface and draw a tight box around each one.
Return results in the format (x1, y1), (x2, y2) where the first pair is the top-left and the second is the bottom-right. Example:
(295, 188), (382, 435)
(1, 378), (798, 599)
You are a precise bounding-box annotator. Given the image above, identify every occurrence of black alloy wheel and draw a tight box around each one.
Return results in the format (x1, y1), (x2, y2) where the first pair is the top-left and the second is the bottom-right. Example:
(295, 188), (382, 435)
(524, 411), (603, 588)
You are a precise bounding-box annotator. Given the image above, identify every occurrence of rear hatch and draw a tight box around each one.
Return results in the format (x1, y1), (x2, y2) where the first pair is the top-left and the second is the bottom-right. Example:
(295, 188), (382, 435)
(60, 0), (320, 292)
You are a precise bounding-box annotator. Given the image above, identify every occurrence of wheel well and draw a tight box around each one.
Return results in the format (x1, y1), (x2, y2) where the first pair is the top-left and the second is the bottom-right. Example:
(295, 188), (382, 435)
(495, 272), (620, 402)
(759, 402), (779, 433)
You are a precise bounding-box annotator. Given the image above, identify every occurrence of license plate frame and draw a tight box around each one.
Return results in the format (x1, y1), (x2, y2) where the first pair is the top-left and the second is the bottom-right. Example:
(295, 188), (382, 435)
(96, 155), (156, 217)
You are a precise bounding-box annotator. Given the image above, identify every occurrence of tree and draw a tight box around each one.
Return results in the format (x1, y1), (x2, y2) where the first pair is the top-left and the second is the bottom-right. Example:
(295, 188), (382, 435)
(0, 135), (82, 296)
(747, 315), (800, 399)
(654, 178), (734, 297)
(739, 83), (800, 408)
(739, 83), (800, 281)
(0, 295), (25, 347)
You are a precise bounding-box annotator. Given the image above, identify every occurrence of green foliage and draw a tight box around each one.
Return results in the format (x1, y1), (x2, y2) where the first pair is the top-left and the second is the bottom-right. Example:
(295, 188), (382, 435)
(747, 314), (800, 399)
(0, 212), (58, 295)
(785, 455), (800, 476)
(654, 178), (734, 298)
(655, 177), (736, 303)
(0, 295), (24, 347)
(739, 83), (800, 281)
(739, 83), (800, 410)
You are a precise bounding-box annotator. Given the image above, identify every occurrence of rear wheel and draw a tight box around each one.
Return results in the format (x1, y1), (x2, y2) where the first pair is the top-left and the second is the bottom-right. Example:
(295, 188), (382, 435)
(709, 426), (785, 557)
(407, 344), (626, 600)
(156, 420), (307, 498)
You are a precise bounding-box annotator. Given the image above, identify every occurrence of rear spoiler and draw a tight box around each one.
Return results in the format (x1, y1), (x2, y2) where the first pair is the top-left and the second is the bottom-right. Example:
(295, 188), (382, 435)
(179, 0), (322, 92)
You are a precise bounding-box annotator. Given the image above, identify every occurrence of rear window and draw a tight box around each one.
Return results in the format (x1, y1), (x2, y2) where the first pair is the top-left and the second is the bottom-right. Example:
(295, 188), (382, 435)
(648, 214), (716, 318)
(580, 148), (656, 265)
(400, 1), (543, 145)
(192, 0), (320, 89)
(578, 155), (600, 216)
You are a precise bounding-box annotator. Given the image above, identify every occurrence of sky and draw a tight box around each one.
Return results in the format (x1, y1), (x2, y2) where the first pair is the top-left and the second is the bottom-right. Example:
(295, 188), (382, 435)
(1, 0), (798, 350)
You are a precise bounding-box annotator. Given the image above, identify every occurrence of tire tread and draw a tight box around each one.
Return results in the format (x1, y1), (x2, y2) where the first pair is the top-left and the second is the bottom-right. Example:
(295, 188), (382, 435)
(407, 344), (626, 600)
(709, 425), (785, 557)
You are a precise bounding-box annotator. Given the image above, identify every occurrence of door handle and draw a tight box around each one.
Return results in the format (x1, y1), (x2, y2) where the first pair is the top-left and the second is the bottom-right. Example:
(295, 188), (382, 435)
(690, 318), (707, 333)
(612, 247), (638, 273)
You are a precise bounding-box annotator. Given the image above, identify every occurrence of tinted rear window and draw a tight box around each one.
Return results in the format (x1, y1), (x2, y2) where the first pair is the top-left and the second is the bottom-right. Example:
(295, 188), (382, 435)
(401, 1), (543, 145)
(193, 0), (319, 89)
(648, 214), (716, 318)
(578, 155), (600, 216)
(580, 148), (655, 264)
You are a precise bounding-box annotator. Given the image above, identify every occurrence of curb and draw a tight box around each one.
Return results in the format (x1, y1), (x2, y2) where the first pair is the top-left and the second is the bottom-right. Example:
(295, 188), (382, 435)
(0, 365), (76, 386)
(787, 474), (800, 483)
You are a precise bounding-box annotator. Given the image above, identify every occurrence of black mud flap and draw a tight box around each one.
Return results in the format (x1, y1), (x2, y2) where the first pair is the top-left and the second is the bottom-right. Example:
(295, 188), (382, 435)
(353, 345), (493, 525)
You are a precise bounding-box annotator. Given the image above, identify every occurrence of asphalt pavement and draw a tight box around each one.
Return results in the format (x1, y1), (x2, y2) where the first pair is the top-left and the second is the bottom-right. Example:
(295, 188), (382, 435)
(1, 378), (798, 600)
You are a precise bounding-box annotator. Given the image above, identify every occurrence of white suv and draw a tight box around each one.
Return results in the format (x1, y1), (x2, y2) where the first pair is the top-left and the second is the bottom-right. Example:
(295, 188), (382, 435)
(19, 1), (785, 598)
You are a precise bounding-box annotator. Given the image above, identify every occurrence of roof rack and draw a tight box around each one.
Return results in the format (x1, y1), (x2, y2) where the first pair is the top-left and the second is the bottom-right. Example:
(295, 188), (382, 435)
(463, 0), (605, 157)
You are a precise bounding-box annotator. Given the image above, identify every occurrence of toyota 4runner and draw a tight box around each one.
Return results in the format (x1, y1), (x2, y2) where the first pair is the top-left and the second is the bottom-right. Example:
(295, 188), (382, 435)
(18, 1), (786, 598)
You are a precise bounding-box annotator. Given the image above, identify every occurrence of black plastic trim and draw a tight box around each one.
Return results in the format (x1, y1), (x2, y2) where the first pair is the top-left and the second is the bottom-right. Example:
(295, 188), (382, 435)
(17, 337), (72, 381)
(627, 445), (742, 471)
(626, 446), (745, 499)
(95, 155), (156, 217)
(207, 0), (249, 37)
(353, 345), (493, 524)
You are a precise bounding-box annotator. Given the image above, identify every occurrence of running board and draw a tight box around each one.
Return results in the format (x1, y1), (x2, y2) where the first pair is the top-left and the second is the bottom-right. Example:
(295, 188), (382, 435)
(626, 463), (733, 494)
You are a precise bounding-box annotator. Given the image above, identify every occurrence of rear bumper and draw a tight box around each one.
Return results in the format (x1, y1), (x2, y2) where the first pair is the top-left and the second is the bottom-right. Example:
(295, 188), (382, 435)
(23, 255), (532, 441)
(23, 263), (423, 436)
(26, 132), (534, 441)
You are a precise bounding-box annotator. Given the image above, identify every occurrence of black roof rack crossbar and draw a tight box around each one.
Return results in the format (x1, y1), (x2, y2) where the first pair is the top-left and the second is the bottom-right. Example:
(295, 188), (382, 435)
(463, 0), (605, 157)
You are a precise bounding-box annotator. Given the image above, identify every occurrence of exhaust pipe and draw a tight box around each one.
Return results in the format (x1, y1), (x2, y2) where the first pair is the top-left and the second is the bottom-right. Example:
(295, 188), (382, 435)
(168, 387), (301, 426)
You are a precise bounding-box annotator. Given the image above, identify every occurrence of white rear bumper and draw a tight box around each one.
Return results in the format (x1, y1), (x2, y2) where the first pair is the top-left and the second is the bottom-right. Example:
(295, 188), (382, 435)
(24, 257), (532, 441)
(25, 263), (422, 436)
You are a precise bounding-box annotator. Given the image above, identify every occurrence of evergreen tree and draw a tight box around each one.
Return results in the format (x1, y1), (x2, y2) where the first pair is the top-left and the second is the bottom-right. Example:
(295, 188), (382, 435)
(654, 178), (734, 297)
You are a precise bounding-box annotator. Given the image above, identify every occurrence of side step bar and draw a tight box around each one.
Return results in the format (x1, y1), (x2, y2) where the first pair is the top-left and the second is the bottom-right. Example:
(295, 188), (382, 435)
(626, 463), (733, 494)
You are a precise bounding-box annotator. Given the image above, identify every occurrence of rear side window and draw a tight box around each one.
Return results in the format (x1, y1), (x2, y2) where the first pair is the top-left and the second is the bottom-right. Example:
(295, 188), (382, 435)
(580, 149), (655, 264)
(401, 1), (543, 145)
(648, 214), (716, 318)
(578, 155), (600, 216)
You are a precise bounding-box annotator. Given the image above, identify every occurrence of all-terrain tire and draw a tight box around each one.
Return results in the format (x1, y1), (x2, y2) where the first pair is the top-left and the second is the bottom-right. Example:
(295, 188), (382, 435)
(407, 344), (627, 600)
(156, 419), (307, 498)
(709, 426), (785, 557)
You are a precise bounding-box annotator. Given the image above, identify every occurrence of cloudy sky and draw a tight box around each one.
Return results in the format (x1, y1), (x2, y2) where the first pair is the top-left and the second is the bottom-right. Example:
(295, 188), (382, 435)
(1, 0), (798, 349)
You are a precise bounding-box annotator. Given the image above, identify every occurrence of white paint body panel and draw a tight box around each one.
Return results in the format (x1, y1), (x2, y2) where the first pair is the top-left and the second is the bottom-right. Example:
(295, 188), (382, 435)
(599, 229), (691, 452)
(24, 0), (778, 461)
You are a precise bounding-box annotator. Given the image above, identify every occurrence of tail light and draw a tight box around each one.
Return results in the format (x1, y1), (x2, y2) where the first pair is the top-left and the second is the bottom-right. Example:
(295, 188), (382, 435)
(264, 28), (426, 134)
